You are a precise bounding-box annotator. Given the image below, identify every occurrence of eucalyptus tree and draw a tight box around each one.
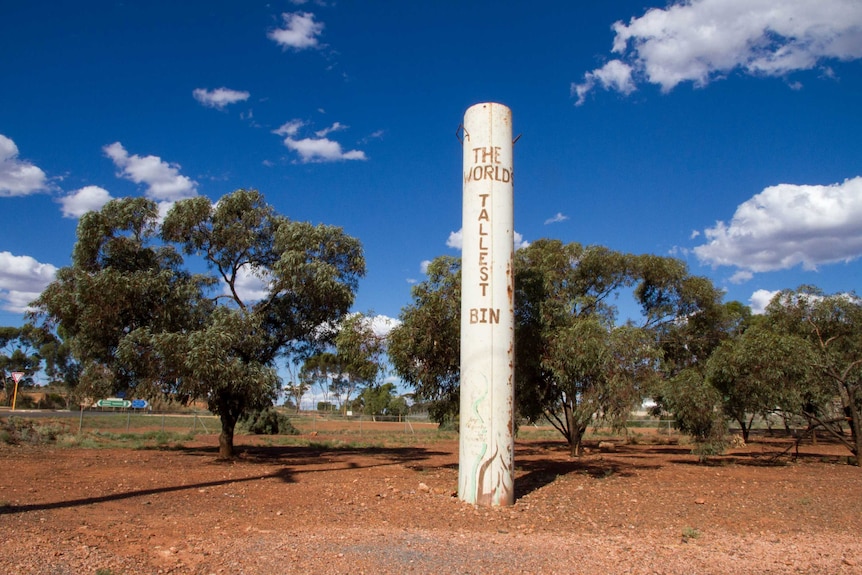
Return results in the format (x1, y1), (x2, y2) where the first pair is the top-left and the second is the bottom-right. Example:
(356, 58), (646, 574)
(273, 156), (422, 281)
(157, 189), (364, 456)
(298, 312), (386, 413)
(388, 256), (462, 424)
(0, 324), (78, 407)
(636, 258), (750, 456)
(33, 197), (211, 401)
(390, 241), (729, 456)
(330, 312), (387, 413)
(284, 380), (310, 413)
(762, 287), (862, 463)
(1, 325), (44, 402)
(299, 352), (341, 409)
(35, 190), (365, 458)
(705, 322), (819, 442)
(355, 381), (399, 419)
(514, 240), (662, 456)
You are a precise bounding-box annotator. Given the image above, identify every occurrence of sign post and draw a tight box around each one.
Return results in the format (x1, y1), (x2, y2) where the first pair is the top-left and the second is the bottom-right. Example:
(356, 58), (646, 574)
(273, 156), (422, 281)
(10, 372), (24, 411)
(458, 102), (516, 506)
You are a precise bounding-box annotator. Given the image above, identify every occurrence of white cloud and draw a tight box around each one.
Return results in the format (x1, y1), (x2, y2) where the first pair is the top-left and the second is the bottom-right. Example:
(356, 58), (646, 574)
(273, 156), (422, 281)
(446, 228), (529, 250)
(58, 185), (113, 218)
(729, 270), (753, 284)
(420, 260), (432, 274)
(103, 142), (198, 202)
(544, 212), (569, 225)
(336, 312), (401, 339)
(0, 134), (49, 196)
(282, 136), (366, 163)
(192, 87), (250, 110)
(226, 265), (271, 303)
(268, 12), (324, 50)
(694, 176), (862, 273)
(572, 60), (635, 106)
(750, 289), (779, 315)
(0, 251), (58, 313)
(315, 122), (347, 137)
(361, 130), (385, 144)
(446, 230), (462, 250)
(573, 0), (862, 104)
(273, 120), (305, 137)
(369, 314), (400, 338)
(274, 119), (366, 163)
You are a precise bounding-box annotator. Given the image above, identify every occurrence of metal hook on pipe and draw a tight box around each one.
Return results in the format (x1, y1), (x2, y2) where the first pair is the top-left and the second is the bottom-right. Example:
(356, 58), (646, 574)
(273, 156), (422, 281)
(513, 134), (522, 145)
(456, 124), (470, 144)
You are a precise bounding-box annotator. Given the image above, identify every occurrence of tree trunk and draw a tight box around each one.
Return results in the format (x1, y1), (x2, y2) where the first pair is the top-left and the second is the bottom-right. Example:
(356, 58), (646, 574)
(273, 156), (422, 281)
(847, 399), (862, 466)
(734, 416), (750, 443)
(568, 426), (586, 457)
(561, 400), (588, 456)
(218, 412), (238, 459)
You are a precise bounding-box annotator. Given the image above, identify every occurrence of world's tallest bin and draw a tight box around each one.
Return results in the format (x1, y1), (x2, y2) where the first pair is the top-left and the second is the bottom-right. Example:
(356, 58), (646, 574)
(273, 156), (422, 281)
(458, 102), (515, 506)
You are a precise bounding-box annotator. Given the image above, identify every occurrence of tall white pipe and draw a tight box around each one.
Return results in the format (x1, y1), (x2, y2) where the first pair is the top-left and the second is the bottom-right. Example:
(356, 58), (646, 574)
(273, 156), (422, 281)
(458, 102), (515, 506)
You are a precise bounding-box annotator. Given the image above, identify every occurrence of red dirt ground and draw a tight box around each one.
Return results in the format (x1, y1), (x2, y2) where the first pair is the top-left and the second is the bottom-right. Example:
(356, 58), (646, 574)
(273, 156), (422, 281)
(1, 426), (861, 574)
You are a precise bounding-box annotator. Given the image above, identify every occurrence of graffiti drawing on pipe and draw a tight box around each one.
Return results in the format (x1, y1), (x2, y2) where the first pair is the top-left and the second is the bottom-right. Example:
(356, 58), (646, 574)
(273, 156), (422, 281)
(458, 102), (515, 506)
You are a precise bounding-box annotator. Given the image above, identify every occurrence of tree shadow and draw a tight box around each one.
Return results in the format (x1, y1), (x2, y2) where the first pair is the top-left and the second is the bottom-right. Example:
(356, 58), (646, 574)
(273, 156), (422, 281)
(513, 456), (660, 500)
(144, 441), (449, 468)
(0, 468), (295, 516)
(1, 443), (450, 516)
(438, 441), (668, 500)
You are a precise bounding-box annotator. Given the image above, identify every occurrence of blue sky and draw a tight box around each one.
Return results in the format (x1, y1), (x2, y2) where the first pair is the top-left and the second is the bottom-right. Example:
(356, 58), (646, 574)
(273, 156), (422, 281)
(2, 0), (861, 336)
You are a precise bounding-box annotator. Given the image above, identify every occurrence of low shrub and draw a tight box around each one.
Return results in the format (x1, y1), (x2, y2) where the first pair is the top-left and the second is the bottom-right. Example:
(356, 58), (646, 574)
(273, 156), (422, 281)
(0, 416), (71, 445)
(239, 408), (300, 435)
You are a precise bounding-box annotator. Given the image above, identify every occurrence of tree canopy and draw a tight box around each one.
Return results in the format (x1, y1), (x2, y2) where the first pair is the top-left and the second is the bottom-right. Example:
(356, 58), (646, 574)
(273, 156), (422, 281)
(391, 241), (725, 456)
(34, 190), (365, 458)
(1, 324), (75, 405)
(514, 240), (707, 455)
(388, 256), (462, 424)
(761, 287), (862, 461)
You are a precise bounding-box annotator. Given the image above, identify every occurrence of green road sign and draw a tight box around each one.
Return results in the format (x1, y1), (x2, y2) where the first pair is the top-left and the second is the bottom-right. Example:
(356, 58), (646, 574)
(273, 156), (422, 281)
(96, 398), (132, 408)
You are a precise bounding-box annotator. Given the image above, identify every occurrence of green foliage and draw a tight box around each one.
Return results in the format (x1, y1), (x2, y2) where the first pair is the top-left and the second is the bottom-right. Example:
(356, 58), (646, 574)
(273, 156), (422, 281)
(239, 408), (299, 435)
(389, 256), (462, 422)
(705, 322), (819, 441)
(32, 197), (211, 399)
(0, 417), (71, 445)
(1, 324), (77, 403)
(13, 395), (37, 409)
(354, 382), (402, 417)
(515, 240), (689, 456)
(387, 394), (409, 417)
(323, 312), (388, 413)
(391, 242), (725, 457)
(762, 287), (862, 461)
(659, 369), (727, 461)
(283, 375), (309, 413)
(682, 527), (701, 540)
(33, 392), (68, 410)
(32, 191), (365, 459)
